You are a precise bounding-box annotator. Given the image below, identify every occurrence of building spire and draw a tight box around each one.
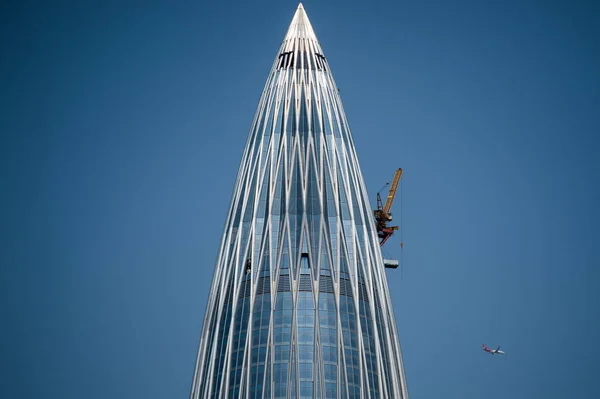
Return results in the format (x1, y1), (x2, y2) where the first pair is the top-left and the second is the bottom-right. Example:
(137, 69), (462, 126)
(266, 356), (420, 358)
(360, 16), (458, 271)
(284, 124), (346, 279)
(283, 2), (318, 42)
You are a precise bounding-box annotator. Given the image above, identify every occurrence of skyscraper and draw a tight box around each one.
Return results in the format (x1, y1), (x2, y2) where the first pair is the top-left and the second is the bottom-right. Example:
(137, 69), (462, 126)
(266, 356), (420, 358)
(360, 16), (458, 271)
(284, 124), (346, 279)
(190, 4), (409, 398)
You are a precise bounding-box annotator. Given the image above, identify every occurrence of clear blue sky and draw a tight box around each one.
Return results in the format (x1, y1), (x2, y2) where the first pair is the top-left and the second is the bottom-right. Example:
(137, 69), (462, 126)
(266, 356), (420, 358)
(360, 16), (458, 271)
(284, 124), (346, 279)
(1, 0), (599, 398)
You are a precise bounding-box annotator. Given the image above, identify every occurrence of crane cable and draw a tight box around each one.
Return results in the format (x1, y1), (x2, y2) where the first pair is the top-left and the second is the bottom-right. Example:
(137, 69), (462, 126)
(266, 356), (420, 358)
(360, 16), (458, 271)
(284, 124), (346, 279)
(400, 176), (404, 280)
(376, 182), (390, 197)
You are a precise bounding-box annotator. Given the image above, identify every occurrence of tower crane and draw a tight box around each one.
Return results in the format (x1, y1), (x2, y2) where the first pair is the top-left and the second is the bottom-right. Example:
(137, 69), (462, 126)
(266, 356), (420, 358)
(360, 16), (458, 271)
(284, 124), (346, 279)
(374, 168), (403, 247)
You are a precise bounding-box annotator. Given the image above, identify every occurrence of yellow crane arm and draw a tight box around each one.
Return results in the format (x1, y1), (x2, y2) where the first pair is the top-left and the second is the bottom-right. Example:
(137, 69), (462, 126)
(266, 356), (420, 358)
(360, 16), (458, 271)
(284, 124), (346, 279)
(383, 168), (403, 214)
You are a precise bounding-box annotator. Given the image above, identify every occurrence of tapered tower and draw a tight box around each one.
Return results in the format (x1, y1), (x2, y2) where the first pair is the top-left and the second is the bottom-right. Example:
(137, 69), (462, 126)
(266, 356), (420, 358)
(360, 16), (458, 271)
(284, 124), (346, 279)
(190, 4), (409, 398)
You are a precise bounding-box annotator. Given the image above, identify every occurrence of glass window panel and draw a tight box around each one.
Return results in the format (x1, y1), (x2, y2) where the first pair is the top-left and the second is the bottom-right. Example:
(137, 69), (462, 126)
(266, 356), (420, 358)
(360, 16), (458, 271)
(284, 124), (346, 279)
(275, 345), (290, 362)
(324, 364), (337, 381)
(299, 345), (313, 362)
(322, 345), (337, 363)
(273, 363), (288, 381)
(298, 327), (314, 343)
(299, 363), (313, 379)
(300, 381), (313, 397)
(325, 382), (337, 398)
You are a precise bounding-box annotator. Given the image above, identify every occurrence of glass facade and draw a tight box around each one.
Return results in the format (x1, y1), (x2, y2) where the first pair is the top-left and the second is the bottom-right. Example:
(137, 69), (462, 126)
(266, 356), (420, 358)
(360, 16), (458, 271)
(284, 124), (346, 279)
(190, 4), (409, 398)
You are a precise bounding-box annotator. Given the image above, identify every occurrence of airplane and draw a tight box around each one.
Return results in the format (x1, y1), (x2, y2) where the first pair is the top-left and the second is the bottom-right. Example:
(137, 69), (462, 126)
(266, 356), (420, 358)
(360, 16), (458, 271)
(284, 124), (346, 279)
(482, 344), (505, 355)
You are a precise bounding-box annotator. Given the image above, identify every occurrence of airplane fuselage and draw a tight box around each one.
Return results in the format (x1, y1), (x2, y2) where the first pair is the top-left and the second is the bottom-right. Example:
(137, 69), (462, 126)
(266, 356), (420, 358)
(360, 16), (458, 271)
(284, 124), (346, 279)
(482, 345), (505, 355)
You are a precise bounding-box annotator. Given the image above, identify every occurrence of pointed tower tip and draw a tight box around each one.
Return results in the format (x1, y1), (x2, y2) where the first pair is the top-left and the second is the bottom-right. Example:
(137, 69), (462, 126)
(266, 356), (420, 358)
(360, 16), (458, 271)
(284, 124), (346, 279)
(284, 2), (317, 42)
